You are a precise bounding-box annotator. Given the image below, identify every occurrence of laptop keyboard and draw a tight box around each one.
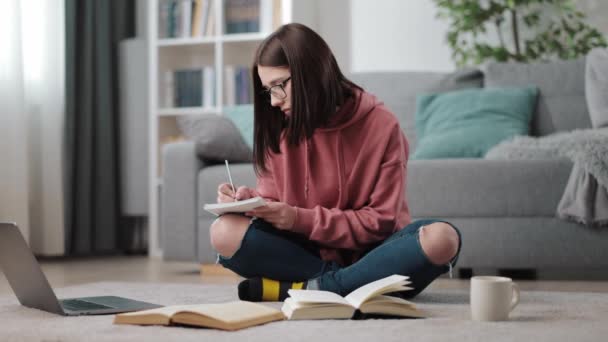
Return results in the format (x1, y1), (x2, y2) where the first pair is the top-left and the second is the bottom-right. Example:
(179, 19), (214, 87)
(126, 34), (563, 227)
(61, 299), (113, 311)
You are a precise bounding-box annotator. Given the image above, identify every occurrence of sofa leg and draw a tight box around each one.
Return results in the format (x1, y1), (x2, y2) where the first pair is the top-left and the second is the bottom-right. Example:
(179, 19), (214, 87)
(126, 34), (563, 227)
(457, 268), (473, 279)
(457, 268), (537, 280)
(497, 268), (537, 280)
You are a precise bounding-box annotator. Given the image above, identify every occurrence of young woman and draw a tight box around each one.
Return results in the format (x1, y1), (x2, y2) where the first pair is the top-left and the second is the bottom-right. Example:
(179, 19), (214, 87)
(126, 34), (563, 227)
(210, 23), (462, 301)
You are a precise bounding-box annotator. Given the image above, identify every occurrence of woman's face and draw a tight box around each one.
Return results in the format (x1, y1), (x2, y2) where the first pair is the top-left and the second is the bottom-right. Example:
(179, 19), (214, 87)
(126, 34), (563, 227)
(257, 65), (292, 116)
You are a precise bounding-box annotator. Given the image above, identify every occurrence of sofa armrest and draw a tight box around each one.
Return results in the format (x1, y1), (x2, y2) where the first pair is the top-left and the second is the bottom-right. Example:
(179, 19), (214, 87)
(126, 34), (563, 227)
(161, 141), (205, 261)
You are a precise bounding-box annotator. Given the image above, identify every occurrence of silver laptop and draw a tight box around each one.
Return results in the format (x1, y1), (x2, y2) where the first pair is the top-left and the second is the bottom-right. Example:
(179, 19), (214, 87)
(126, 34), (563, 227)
(0, 222), (162, 315)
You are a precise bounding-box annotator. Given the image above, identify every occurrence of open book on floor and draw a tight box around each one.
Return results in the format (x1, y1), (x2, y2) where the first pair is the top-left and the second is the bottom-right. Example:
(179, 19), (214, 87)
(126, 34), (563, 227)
(281, 274), (425, 320)
(203, 197), (267, 216)
(114, 300), (285, 331)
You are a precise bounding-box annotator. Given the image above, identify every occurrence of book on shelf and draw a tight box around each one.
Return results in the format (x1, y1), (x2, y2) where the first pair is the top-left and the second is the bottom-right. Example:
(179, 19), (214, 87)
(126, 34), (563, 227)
(180, 0), (192, 37)
(164, 67), (215, 109)
(224, 65), (235, 106)
(176, 69), (202, 107)
(224, 0), (261, 34)
(271, 0), (281, 31)
(205, 1), (216, 36)
(158, 1), (170, 39)
(191, 0), (203, 36)
(203, 196), (267, 216)
(114, 300), (285, 331)
(193, 0), (215, 37)
(159, 0), (215, 39)
(224, 65), (252, 106)
(163, 70), (174, 108)
(203, 66), (216, 108)
(281, 275), (426, 320)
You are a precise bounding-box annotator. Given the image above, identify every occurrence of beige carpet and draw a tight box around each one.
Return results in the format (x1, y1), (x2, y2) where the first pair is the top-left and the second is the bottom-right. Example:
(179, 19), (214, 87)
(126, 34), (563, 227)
(0, 282), (607, 341)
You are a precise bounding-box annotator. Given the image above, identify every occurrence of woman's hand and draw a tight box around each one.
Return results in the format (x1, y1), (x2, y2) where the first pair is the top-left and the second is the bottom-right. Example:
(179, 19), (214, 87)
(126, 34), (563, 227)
(246, 202), (297, 230)
(217, 183), (257, 203)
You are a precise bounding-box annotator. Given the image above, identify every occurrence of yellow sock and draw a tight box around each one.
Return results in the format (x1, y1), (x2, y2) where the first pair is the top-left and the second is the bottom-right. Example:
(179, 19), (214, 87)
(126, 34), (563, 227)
(238, 277), (306, 302)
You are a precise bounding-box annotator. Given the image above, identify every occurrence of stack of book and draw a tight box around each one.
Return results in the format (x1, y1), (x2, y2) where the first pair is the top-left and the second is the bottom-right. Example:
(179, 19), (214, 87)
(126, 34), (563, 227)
(159, 0), (215, 39)
(224, 65), (253, 106)
(224, 0), (261, 34)
(164, 66), (216, 108)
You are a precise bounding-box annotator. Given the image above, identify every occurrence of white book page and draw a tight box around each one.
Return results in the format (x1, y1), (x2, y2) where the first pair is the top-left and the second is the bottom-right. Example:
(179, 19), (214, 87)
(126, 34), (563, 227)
(203, 197), (267, 216)
(344, 275), (410, 308)
(176, 301), (281, 322)
(118, 304), (193, 317)
(287, 290), (351, 306)
(362, 294), (416, 306)
(282, 298), (355, 320)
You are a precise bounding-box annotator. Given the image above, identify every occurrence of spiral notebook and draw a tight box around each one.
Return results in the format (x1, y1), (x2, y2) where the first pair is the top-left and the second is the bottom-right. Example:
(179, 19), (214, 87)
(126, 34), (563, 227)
(203, 196), (267, 216)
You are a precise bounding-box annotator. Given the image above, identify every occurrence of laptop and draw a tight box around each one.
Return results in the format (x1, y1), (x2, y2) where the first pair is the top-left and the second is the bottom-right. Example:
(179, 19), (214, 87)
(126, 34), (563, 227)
(0, 222), (162, 315)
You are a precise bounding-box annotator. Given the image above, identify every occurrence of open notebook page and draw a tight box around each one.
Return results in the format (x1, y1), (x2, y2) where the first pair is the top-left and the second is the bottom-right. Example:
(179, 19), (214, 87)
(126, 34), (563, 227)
(203, 197), (266, 216)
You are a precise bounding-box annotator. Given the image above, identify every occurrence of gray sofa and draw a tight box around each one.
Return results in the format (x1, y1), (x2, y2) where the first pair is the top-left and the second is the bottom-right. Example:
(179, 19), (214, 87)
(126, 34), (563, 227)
(161, 57), (608, 278)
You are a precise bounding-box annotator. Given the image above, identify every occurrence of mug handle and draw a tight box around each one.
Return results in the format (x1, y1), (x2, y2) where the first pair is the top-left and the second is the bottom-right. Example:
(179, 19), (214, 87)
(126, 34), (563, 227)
(510, 282), (520, 312)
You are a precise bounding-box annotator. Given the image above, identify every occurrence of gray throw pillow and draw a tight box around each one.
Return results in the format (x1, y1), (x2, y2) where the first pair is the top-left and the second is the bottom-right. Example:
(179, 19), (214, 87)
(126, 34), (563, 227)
(176, 114), (253, 162)
(430, 67), (484, 92)
(586, 48), (608, 128)
(483, 58), (591, 136)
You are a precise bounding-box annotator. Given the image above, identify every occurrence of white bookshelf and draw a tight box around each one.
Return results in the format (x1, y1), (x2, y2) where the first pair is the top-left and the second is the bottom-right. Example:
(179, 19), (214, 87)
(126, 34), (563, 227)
(146, 0), (318, 257)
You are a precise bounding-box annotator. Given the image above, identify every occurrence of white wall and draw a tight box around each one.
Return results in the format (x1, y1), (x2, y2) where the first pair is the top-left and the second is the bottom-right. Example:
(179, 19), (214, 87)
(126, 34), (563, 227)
(350, 0), (455, 72)
(348, 0), (608, 73)
(579, 0), (608, 35)
(317, 0), (351, 73)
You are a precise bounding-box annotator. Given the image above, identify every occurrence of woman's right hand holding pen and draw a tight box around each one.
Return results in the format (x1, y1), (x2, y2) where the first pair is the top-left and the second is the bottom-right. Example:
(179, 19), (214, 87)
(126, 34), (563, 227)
(217, 183), (256, 203)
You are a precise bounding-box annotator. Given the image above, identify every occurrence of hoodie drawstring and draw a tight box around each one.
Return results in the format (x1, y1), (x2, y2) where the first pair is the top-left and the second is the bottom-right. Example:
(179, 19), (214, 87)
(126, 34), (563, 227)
(336, 134), (343, 202)
(304, 139), (310, 200)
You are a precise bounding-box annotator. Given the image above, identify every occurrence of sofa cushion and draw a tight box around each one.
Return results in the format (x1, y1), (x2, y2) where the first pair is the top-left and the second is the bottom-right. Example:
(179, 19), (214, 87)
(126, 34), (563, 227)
(349, 70), (482, 153)
(586, 48), (608, 128)
(412, 86), (538, 159)
(196, 159), (573, 219)
(223, 105), (254, 149)
(483, 58), (591, 136)
(177, 114), (253, 162)
(407, 158), (573, 217)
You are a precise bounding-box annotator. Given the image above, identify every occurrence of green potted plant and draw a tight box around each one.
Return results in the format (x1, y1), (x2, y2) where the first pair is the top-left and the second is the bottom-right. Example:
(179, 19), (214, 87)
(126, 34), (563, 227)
(434, 0), (607, 67)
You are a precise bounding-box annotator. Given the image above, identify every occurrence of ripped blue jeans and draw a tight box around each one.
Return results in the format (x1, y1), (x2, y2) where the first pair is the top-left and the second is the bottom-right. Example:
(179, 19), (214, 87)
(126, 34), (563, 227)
(217, 218), (463, 298)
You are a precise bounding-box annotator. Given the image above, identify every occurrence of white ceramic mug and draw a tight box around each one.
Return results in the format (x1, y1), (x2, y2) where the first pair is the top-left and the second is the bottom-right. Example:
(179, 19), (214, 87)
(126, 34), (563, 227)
(470, 276), (520, 321)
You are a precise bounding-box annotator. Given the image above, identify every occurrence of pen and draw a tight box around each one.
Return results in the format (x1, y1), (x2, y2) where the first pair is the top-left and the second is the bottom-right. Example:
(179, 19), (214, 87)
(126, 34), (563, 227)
(224, 160), (236, 199)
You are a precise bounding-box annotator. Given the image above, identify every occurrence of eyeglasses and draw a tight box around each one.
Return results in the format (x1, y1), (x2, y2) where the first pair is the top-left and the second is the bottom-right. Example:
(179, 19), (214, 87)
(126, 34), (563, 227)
(260, 76), (291, 100)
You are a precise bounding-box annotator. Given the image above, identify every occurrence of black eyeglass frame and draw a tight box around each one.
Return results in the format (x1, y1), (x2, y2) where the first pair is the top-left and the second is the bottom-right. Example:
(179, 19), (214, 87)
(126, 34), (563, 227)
(260, 76), (291, 100)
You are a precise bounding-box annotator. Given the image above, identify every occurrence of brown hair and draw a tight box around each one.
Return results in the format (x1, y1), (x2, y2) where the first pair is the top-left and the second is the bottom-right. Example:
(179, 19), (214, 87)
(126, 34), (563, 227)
(252, 23), (362, 174)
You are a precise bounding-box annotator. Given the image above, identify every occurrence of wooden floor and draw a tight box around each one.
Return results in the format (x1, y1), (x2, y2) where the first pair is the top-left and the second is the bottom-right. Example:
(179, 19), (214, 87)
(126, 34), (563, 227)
(1, 256), (608, 296)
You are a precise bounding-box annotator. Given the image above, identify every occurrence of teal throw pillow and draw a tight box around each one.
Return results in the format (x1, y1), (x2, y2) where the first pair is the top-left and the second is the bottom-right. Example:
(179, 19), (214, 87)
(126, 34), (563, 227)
(412, 86), (538, 159)
(224, 104), (254, 150)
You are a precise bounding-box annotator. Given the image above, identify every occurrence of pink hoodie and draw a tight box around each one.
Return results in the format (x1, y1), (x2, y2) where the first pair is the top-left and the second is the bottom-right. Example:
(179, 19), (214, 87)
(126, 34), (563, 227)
(255, 90), (411, 266)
